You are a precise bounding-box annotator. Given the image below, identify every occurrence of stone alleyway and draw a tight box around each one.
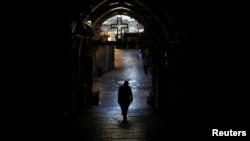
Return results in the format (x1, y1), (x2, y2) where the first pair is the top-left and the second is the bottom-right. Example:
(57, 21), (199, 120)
(67, 49), (170, 141)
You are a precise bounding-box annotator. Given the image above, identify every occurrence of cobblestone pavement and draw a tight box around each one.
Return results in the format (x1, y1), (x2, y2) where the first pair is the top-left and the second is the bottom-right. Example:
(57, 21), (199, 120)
(68, 49), (170, 141)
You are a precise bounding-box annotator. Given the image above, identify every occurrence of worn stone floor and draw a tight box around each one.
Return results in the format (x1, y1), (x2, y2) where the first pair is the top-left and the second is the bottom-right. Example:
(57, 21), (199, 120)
(68, 48), (170, 141)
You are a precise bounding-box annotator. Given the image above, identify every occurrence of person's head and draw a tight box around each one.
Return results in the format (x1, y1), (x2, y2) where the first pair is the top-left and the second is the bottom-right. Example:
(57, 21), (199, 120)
(124, 80), (129, 86)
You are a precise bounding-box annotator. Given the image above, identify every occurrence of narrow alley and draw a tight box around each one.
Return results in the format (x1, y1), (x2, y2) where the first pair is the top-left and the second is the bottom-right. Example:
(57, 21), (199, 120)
(6, 1), (249, 140)
(67, 49), (169, 141)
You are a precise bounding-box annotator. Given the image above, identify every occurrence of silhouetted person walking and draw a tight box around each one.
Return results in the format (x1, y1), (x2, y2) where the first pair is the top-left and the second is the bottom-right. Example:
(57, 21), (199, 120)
(118, 81), (133, 122)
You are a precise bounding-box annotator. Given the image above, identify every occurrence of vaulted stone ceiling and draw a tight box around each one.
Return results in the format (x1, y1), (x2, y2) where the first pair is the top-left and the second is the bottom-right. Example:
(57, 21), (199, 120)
(68, 0), (189, 35)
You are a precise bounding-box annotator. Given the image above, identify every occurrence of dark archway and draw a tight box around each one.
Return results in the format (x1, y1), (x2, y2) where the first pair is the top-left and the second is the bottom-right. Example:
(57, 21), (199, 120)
(8, 1), (234, 140)
(66, 0), (187, 119)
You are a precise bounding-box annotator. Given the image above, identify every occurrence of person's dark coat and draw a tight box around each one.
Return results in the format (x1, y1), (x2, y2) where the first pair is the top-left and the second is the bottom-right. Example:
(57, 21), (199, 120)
(118, 82), (133, 106)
